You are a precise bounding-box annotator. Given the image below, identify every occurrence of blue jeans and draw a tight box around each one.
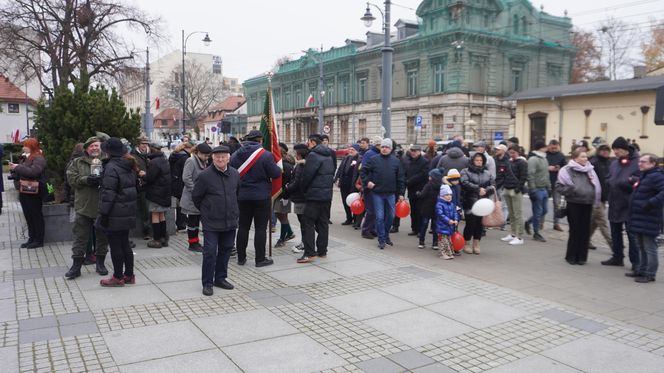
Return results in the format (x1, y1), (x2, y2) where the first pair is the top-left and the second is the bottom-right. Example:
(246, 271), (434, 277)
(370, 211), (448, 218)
(372, 194), (395, 243)
(202, 230), (236, 287)
(635, 234), (659, 278)
(610, 222), (639, 265)
(528, 188), (548, 235)
(419, 216), (438, 246)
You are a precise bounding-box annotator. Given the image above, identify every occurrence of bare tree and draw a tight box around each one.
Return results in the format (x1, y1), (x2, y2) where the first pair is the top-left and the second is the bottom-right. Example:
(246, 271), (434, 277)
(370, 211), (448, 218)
(597, 17), (640, 80)
(570, 29), (607, 83)
(158, 59), (225, 127)
(0, 0), (163, 91)
(642, 20), (664, 71)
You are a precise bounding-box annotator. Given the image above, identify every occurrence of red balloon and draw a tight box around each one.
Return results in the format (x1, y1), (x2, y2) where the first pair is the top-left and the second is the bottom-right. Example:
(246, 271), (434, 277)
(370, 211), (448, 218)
(395, 200), (411, 218)
(451, 232), (465, 252)
(350, 199), (365, 215)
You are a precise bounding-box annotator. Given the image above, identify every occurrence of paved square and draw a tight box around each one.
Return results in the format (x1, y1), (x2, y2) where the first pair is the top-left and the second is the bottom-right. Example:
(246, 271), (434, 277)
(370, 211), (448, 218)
(322, 289), (416, 320)
(192, 309), (298, 346)
(83, 283), (169, 310)
(486, 354), (582, 372)
(365, 308), (473, 347)
(221, 333), (345, 373)
(266, 266), (341, 286)
(119, 349), (241, 373)
(317, 257), (393, 277)
(140, 266), (201, 283)
(380, 279), (469, 306)
(426, 295), (530, 328)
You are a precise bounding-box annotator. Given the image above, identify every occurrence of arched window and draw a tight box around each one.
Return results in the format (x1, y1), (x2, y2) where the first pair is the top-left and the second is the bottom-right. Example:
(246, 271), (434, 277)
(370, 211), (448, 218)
(513, 14), (519, 34)
(522, 16), (528, 35)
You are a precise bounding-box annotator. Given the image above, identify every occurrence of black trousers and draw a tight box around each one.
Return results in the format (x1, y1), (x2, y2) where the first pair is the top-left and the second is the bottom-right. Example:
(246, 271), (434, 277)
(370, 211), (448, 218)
(409, 195), (420, 233)
(19, 193), (44, 243)
(175, 201), (186, 229)
(236, 199), (271, 264)
(303, 201), (331, 257)
(463, 214), (483, 241)
(340, 188), (353, 223)
(107, 230), (133, 278)
(201, 230), (235, 287)
(565, 202), (593, 263)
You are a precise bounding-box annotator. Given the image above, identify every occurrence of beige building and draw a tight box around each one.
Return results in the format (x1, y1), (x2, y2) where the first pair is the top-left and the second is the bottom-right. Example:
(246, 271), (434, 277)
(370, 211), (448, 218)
(507, 75), (664, 155)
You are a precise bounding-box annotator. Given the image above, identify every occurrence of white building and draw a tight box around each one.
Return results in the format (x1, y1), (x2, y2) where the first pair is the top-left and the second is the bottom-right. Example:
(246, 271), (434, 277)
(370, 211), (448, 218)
(0, 74), (36, 142)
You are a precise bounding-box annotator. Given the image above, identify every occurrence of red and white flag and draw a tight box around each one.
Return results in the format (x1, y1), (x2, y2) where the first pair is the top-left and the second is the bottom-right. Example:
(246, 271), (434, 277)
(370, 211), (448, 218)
(306, 94), (315, 107)
(260, 87), (283, 201)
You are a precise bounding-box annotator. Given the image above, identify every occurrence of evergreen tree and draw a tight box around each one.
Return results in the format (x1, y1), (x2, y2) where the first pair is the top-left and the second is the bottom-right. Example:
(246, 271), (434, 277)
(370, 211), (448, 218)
(34, 81), (141, 186)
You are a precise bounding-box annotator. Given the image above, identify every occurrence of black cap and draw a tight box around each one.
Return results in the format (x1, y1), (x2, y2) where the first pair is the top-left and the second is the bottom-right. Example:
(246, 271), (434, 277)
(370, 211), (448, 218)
(611, 136), (630, 151)
(101, 137), (127, 157)
(533, 140), (547, 150)
(308, 133), (323, 142)
(245, 130), (263, 140)
(211, 145), (230, 154)
(279, 142), (288, 152)
(196, 143), (212, 154)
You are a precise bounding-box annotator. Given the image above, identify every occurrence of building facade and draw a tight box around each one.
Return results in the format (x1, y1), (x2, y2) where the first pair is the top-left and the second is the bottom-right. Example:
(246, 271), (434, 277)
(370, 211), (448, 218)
(243, 0), (573, 146)
(0, 75), (36, 142)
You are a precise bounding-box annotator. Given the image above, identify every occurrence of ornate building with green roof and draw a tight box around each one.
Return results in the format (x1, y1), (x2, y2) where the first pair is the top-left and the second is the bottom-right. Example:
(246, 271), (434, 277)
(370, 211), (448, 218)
(243, 0), (573, 146)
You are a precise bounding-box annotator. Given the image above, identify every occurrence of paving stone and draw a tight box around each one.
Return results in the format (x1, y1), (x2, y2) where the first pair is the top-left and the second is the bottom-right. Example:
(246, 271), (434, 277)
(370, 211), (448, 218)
(0, 282), (14, 299)
(322, 289), (416, 320)
(0, 346), (19, 373)
(486, 354), (582, 372)
(0, 298), (16, 322)
(246, 289), (278, 299)
(539, 309), (579, 323)
(386, 349), (436, 369)
(380, 279), (469, 306)
(192, 309), (298, 347)
(396, 266), (441, 279)
(427, 295), (530, 329)
(355, 356), (405, 373)
(103, 321), (214, 365)
(119, 348), (241, 373)
(282, 293), (315, 304)
(140, 266), (200, 283)
(267, 266), (341, 286)
(542, 335), (664, 373)
(253, 295), (291, 307)
(222, 333), (345, 373)
(412, 363), (457, 372)
(317, 258), (393, 277)
(18, 316), (57, 331)
(60, 322), (99, 338)
(83, 284), (168, 310)
(270, 287), (303, 296)
(563, 317), (609, 333)
(19, 327), (59, 344)
(56, 311), (95, 326)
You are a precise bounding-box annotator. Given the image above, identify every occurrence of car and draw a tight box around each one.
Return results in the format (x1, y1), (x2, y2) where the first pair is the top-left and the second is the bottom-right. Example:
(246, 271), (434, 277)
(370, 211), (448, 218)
(335, 145), (351, 159)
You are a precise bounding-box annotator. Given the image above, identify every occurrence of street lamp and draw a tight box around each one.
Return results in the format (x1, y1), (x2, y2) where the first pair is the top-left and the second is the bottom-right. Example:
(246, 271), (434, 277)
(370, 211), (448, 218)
(181, 30), (212, 135)
(361, 1), (393, 138)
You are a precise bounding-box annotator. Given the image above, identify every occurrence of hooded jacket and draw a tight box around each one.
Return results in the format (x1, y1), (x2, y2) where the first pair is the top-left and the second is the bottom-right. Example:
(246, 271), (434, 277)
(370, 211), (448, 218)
(96, 157), (137, 231)
(192, 165), (240, 232)
(301, 144), (335, 201)
(437, 147), (469, 172)
(435, 198), (460, 236)
(145, 151), (172, 207)
(527, 151), (551, 191)
(230, 142), (282, 201)
(361, 152), (406, 196)
(629, 167), (664, 236)
(502, 156), (528, 192)
(460, 153), (495, 212)
(607, 149), (641, 222)
(179, 155), (207, 215)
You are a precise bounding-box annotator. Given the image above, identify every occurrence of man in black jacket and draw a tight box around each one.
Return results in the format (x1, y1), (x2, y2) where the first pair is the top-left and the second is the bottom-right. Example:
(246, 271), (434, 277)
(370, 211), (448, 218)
(402, 145), (429, 236)
(500, 145), (528, 245)
(362, 138), (405, 249)
(589, 144), (613, 250)
(298, 134), (335, 263)
(546, 140), (567, 231)
(192, 146), (240, 296)
(230, 130), (282, 268)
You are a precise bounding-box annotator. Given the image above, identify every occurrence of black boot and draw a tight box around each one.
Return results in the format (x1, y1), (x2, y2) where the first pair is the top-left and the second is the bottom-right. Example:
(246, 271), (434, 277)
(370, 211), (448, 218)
(160, 221), (169, 247)
(65, 257), (85, 279)
(95, 255), (108, 276)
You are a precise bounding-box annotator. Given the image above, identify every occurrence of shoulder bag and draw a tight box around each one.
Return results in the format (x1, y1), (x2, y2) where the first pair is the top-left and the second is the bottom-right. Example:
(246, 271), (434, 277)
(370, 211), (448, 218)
(19, 179), (39, 195)
(482, 186), (505, 228)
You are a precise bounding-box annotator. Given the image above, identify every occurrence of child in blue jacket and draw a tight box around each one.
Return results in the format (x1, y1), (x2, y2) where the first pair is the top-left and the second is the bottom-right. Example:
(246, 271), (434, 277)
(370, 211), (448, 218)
(436, 184), (460, 259)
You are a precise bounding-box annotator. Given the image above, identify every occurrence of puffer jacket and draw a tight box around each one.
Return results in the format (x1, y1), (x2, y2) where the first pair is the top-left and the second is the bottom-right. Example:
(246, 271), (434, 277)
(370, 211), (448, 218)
(96, 157), (137, 231)
(527, 151), (551, 191)
(66, 154), (102, 218)
(230, 142), (282, 201)
(284, 159), (307, 203)
(607, 150), (641, 222)
(179, 155), (207, 215)
(192, 165), (240, 232)
(460, 154), (495, 213)
(503, 157), (528, 193)
(301, 144), (335, 201)
(494, 154), (510, 190)
(437, 147), (469, 172)
(417, 178), (442, 219)
(361, 152), (405, 196)
(145, 151), (171, 207)
(435, 198), (460, 236)
(556, 166), (597, 205)
(629, 167), (664, 236)
(168, 150), (190, 199)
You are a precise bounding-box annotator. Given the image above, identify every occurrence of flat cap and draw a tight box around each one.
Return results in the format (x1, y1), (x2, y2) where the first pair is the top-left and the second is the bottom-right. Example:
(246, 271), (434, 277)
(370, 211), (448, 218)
(211, 145), (230, 154)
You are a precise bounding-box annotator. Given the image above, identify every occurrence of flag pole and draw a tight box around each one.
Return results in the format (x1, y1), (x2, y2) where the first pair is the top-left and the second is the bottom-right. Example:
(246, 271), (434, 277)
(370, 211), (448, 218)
(267, 73), (273, 259)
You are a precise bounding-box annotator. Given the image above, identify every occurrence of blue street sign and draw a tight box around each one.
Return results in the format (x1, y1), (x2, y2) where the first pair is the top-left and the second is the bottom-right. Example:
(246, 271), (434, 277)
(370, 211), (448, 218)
(495, 132), (504, 140)
(415, 115), (422, 129)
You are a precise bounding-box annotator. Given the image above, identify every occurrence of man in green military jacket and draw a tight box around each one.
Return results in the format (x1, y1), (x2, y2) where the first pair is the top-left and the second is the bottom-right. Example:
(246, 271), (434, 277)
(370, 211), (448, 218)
(65, 137), (109, 279)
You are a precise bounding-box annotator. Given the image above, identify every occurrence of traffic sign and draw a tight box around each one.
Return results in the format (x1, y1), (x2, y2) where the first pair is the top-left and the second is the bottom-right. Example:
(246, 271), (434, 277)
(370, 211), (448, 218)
(495, 132), (504, 140)
(415, 115), (423, 129)
(323, 125), (331, 134)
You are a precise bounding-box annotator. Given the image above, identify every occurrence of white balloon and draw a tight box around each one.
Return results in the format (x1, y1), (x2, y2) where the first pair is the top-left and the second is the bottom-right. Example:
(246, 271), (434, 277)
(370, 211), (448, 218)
(346, 192), (361, 206)
(471, 198), (495, 217)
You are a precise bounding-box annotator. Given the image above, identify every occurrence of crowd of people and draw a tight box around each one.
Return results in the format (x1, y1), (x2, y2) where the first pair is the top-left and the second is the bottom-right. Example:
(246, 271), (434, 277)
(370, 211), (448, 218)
(8, 130), (663, 295)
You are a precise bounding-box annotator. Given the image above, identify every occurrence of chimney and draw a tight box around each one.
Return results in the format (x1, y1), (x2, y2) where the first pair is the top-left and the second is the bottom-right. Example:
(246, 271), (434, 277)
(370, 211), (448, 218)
(633, 65), (646, 79)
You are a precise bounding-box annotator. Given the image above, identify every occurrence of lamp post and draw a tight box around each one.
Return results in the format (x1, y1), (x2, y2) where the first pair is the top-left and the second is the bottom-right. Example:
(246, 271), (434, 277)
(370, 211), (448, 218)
(143, 47), (153, 139)
(361, 1), (393, 138)
(181, 30), (212, 135)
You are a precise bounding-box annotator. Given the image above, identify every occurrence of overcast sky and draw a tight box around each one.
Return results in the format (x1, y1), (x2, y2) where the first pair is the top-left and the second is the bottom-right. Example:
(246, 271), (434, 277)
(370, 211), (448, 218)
(127, 0), (663, 81)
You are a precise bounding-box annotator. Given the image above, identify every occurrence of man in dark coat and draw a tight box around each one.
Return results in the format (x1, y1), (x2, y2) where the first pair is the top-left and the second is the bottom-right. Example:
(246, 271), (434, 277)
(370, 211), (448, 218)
(360, 136), (382, 239)
(362, 138), (405, 249)
(627, 154), (664, 282)
(230, 130), (282, 267)
(602, 137), (641, 267)
(168, 143), (191, 231)
(401, 145), (429, 236)
(192, 146), (240, 296)
(297, 134), (335, 263)
(436, 142), (468, 172)
(321, 134), (338, 174)
(589, 144), (613, 250)
(546, 140), (567, 231)
(335, 144), (360, 225)
(130, 136), (151, 239)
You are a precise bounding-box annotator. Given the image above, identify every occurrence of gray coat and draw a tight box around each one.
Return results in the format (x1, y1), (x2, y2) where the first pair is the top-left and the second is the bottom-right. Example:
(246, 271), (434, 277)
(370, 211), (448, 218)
(180, 155), (207, 215)
(556, 167), (597, 205)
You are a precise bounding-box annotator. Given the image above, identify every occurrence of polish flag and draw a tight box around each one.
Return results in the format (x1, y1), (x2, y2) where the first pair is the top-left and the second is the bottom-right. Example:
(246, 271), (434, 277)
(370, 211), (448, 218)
(306, 94), (314, 107)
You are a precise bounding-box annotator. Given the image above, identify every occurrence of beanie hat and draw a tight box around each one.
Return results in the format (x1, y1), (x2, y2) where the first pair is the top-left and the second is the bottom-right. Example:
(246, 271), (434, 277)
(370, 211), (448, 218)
(381, 138), (393, 149)
(429, 168), (443, 181)
(351, 144), (361, 152)
(611, 136), (630, 151)
(372, 135), (383, 146)
(84, 136), (100, 149)
(101, 137), (127, 158)
(439, 184), (453, 198)
(533, 140), (547, 150)
(446, 168), (461, 179)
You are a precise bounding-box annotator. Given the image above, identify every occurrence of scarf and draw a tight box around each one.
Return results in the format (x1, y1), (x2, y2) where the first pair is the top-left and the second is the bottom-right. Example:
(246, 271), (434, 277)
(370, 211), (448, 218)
(558, 160), (602, 203)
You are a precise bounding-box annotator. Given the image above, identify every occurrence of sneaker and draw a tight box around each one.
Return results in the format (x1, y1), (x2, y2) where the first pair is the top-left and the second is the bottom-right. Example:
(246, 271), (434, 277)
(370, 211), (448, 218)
(297, 255), (314, 263)
(213, 279), (234, 290)
(362, 234), (375, 239)
(317, 252), (327, 258)
(418, 242), (425, 249)
(501, 234), (515, 242)
(275, 239), (285, 248)
(270, 226), (276, 233)
(341, 220), (353, 226)
(230, 247), (237, 257)
(385, 239), (394, 246)
(237, 258), (247, 266)
(177, 226), (187, 233)
(601, 257), (624, 266)
(378, 241), (385, 250)
(625, 271), (640, 278)
(100, 276), (124, 287)
(453, 251), (461, 256)
(431, 245), (439, 251)
(533, 233), (546, 242)
(255, 259), (274, 268)
(390, 227), (398, 233)
(292, 246), (303, 253)
(123, 275), (136, 284)
(147, 240), (162, 248)
(202, 286), (213, 296)
(508, 237), (524, 245)
(524, 221), (532, 235)
(284, 234), (296, 242)
(441, 254), (453, 260)
(407, 231), (418, 236)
